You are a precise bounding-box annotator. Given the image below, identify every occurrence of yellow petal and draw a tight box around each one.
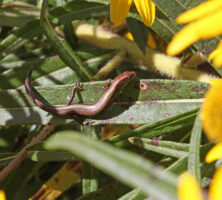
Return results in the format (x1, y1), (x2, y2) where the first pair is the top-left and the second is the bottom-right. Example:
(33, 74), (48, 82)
(124, 31), (134, 41)
(167, 9), (222, 55)
(177, 0), (222, 24)
(110, 0), (133, 26)
(209, 166), (222, 200)
(134, 0), (155, 26)
(210, 79), (222, 88)
(166, 25), (198, 55)
(0, 191), (6, 200)
(147, 32), (157, 49)
(209, 42), (222, 67)
(178, 172), (202, 200)
(200, 79), (222, 142)
(205, 143), (222, 163)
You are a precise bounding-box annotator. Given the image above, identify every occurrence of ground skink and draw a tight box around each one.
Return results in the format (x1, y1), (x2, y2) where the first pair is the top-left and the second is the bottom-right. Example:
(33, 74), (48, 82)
(25, 69), (136, 118)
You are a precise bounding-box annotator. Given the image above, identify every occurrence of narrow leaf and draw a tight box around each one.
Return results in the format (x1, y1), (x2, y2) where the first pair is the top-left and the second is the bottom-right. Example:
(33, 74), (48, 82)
(118, 188), (147, 200)
(108, 108), (198, 147)
(128, 137), (188, 158)
(45, 131), (178, 200)
(82, 126), (100, 194)
(0, 79), (206, 125)
(188, 113), (202, 183)
(41, 0), (92, 81)
(28, 151), (78, 162)
(127, 17), (148, 54)
(119, 142), (213, 200)
(0, 19), (41, 60)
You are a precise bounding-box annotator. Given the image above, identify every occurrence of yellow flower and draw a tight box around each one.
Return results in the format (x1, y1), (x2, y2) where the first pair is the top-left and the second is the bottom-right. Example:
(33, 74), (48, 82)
(0, 191), (6, 200)
(178, 167), (222, 200)
(200, 78), (222, 163)
(178, 172), (202, 200)
(110, 0), (155, 27)
(200, 78), (222, 171)
(209, 166), (222, 200)
(200, 79), (222, 142)
(167, 0), (222, 67)
(205, 142), (222, 163)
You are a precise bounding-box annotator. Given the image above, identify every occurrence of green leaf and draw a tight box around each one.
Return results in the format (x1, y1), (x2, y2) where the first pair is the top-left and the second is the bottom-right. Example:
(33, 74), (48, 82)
(120, 142), (213, 200)
(0, 79), (207, 125)
(45, 130), (178, 200)
(85, 0), (109, 4)
(118, 155), (188, 200)
(0, 48), (112, 89)
(188, 113), (202, 183)
(0, 2), (108, 60)
(167, 143), (213, 175)
(128, 137), (188, 158)
(41, 0), (92, 81)
(0, 7), (39, 27)
(118, 188), (147, 200)
(108, 107), (197, 147)
(0, 139), (9, 148)
(28, 151), (78, 162)
(81, 126), (100, 194)
(53, 2), (108, 25)
(0, 19), (41, 60)
(0, 56), (66, 89)
(126, 17), (148, 55)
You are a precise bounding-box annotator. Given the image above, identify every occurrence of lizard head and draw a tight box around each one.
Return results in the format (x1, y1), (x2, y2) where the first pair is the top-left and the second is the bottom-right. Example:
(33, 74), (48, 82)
(113, 71), (136, 89)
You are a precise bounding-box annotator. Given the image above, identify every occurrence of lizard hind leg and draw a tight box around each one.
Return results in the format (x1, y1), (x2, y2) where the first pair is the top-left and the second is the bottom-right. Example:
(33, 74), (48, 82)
(71, 114), (95, 125)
